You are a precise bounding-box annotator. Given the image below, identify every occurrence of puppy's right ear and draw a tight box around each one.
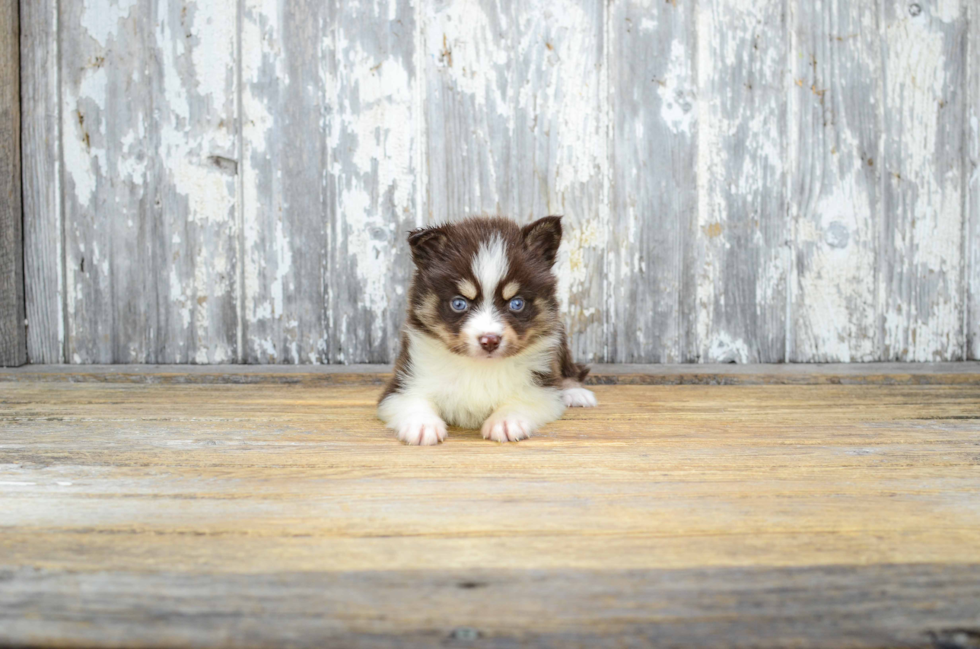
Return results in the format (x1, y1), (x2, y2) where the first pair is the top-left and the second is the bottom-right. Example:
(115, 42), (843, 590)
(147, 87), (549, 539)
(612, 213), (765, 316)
(407, 226), (448, 266)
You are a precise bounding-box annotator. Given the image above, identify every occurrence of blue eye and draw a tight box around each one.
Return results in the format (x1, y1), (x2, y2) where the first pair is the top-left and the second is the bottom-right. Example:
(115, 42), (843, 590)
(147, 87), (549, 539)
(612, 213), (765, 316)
(450, 297), (469, 312)
(509, 297), (525, 312)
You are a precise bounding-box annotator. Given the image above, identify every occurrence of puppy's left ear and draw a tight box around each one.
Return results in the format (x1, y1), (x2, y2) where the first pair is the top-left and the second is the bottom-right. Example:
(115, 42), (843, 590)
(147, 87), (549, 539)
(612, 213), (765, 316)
(521, 216), (562, 267)
(407, 225), (448, 266)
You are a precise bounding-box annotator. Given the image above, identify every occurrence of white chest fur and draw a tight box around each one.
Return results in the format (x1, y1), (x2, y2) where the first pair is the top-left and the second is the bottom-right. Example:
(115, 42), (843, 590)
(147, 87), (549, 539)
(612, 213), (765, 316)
(401, 329), (564, 429)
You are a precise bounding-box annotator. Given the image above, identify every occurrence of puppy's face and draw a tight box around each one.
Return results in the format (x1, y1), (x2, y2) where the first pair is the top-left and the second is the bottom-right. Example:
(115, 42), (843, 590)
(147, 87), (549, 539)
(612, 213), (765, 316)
(407, 216), (563, 360)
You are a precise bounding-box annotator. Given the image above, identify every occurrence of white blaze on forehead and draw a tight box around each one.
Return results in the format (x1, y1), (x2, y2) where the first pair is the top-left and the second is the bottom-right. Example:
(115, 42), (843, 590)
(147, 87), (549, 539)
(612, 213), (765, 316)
(462, 234), (508, 351)
(472, 234), (509, 300)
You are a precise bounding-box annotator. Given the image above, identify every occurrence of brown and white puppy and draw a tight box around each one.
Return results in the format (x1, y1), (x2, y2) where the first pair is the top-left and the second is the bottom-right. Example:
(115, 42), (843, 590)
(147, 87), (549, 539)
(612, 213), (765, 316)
(378, 216), (597, 445)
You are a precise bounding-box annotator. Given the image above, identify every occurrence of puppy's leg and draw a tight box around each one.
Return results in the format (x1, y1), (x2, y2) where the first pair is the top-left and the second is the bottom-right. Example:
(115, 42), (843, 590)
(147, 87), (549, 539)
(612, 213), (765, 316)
(561, 378), (598, 408)
(481, 390), (565, 443)
(378, 393), (447, 446)
(556, 325), (597, 408)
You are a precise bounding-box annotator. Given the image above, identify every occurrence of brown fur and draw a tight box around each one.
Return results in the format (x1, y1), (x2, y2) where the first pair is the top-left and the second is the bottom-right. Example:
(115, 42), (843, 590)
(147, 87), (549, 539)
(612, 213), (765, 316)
(380, 216), (590, 403)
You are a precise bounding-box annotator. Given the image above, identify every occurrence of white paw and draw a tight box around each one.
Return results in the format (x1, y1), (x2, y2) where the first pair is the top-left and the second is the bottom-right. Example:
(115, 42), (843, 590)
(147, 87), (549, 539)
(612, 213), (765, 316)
(562, 387), (597, 408)
(481, 414), (535, 443)
(397, 418), (448, 446)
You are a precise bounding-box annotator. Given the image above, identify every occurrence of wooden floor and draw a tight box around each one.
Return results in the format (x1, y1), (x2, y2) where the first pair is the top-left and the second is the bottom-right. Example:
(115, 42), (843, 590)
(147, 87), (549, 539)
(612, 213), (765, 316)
(2, 365), (980, 648)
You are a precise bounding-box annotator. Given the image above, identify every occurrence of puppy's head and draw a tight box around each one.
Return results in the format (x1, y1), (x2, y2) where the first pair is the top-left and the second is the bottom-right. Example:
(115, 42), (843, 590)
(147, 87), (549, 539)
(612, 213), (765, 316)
(406, 216), (562, 360)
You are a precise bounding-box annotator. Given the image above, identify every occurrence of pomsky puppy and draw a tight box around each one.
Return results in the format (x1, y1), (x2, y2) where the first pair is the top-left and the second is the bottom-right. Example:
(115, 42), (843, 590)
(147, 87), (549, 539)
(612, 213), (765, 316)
(378, 216), (597, 445)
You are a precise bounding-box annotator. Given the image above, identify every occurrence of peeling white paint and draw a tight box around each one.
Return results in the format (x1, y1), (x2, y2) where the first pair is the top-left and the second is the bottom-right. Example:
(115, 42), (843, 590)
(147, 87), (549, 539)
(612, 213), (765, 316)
(706, 332), (750, 364)
(427, 0), (511, 114)
(658, 39), (695, 135)
(787, 0), (880, 363)
(62, 67), (107, 207)
(880, 7), (963, 360)
(42, 0), (977, 365)
(188, 0), (236, 109)
(796, 182), (877, 362)
(696, 0), (786, 362)
(332, 20), (418, 355)
(932, 0), (961, 23)
(79, 0), (138, 48)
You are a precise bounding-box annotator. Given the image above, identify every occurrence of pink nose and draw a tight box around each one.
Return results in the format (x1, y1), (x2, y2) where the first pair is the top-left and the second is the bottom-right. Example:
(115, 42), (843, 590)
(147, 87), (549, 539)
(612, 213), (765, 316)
(479, 334), (501, 352)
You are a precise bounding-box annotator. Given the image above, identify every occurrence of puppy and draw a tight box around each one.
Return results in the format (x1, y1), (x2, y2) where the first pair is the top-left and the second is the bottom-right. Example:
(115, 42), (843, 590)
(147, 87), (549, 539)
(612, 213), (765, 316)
(378, 216), (598, 445)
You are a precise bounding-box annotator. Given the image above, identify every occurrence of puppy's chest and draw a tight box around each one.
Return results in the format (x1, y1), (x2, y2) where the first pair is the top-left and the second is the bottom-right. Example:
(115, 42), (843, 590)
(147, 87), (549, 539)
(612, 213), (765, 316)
(408, 351), (544, 424)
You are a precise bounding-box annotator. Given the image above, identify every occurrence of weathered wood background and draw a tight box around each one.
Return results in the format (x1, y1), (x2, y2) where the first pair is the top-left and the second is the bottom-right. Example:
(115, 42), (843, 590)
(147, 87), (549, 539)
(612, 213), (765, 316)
(18, 0), (980, 364)
(2, 0), (26, 367)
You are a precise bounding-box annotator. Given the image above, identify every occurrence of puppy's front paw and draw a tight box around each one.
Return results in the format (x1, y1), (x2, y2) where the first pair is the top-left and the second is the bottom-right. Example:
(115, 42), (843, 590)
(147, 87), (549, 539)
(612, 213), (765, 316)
(562, 387), (597, 408)
(397, 418), (448, 446)
(481, 414), (534, 443)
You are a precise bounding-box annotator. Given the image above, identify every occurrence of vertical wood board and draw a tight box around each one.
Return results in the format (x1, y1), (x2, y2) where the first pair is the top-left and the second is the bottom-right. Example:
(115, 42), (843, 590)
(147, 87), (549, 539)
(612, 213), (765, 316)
(878, 0), (966, 361)
(20, 0), (63, 364)
(59, 0), (239, 363)
(1, 0), (26, 366)
(788, 0), (880, 362)
(328, 0), (420, 363)
(608, 0), (697, 363)
(696, 0), (789, 363)
(966, 0), (979, 360)
(240, 0), (333, 363)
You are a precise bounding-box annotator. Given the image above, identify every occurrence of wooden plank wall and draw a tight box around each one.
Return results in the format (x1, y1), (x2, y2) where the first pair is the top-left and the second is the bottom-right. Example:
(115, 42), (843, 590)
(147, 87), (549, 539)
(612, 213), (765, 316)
(1, 0), (26, 366)
(968, 0), (979, 361)
(18, 0), (980, 364)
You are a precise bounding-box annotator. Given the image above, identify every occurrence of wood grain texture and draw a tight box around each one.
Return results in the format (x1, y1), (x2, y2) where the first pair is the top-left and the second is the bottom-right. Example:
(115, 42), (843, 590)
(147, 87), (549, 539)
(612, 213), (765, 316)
(423, 0), (512, 219)
(968, 0), (979, 361)
(240, 0), (330, 364)
(0, 0), (26, 367)
(879, 0), (967, 361)
(423, 0), (606, 362)
(696, 0), (789, 363)
(240, 0), (420, 364)
(18, 0), (980, 364)
(608, 0), (697, 363)
(788, 0), (880, 362)
(2, 565), (979, 648)
(60, 0), (239, 363)
(1, 379), (980, 645)
(20, 0), (63, 364)
(328, 0), (420, 363)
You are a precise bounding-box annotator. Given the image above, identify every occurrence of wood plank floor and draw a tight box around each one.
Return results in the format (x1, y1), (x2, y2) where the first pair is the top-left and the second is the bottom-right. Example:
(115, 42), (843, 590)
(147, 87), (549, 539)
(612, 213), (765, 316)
(2, 366), (979, 647)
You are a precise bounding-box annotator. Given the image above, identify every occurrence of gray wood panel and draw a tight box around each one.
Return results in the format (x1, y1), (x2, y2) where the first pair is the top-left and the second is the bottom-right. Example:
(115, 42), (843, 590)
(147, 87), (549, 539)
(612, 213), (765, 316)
(328, 0), (420, 363)
(240, 0), (333, 363)
(878, 0), (967, 361)
(696, 0), (789, 363)
(20, 0), (63, 364)
(1, 0), (26, 367)
(241, 0), (419, 364)
(968, 0), (979, 361)
(18, 0), (980, 364)
(788, 0), (880, 362)
(608, 0), (697, 363)
(423, 0), (513, 220)
(60, 0), (239, 363)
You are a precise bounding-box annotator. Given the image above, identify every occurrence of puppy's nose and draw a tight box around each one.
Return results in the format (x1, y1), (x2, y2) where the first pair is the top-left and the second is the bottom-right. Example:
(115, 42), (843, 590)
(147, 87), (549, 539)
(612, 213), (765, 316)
(479, 334), (501, 352)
